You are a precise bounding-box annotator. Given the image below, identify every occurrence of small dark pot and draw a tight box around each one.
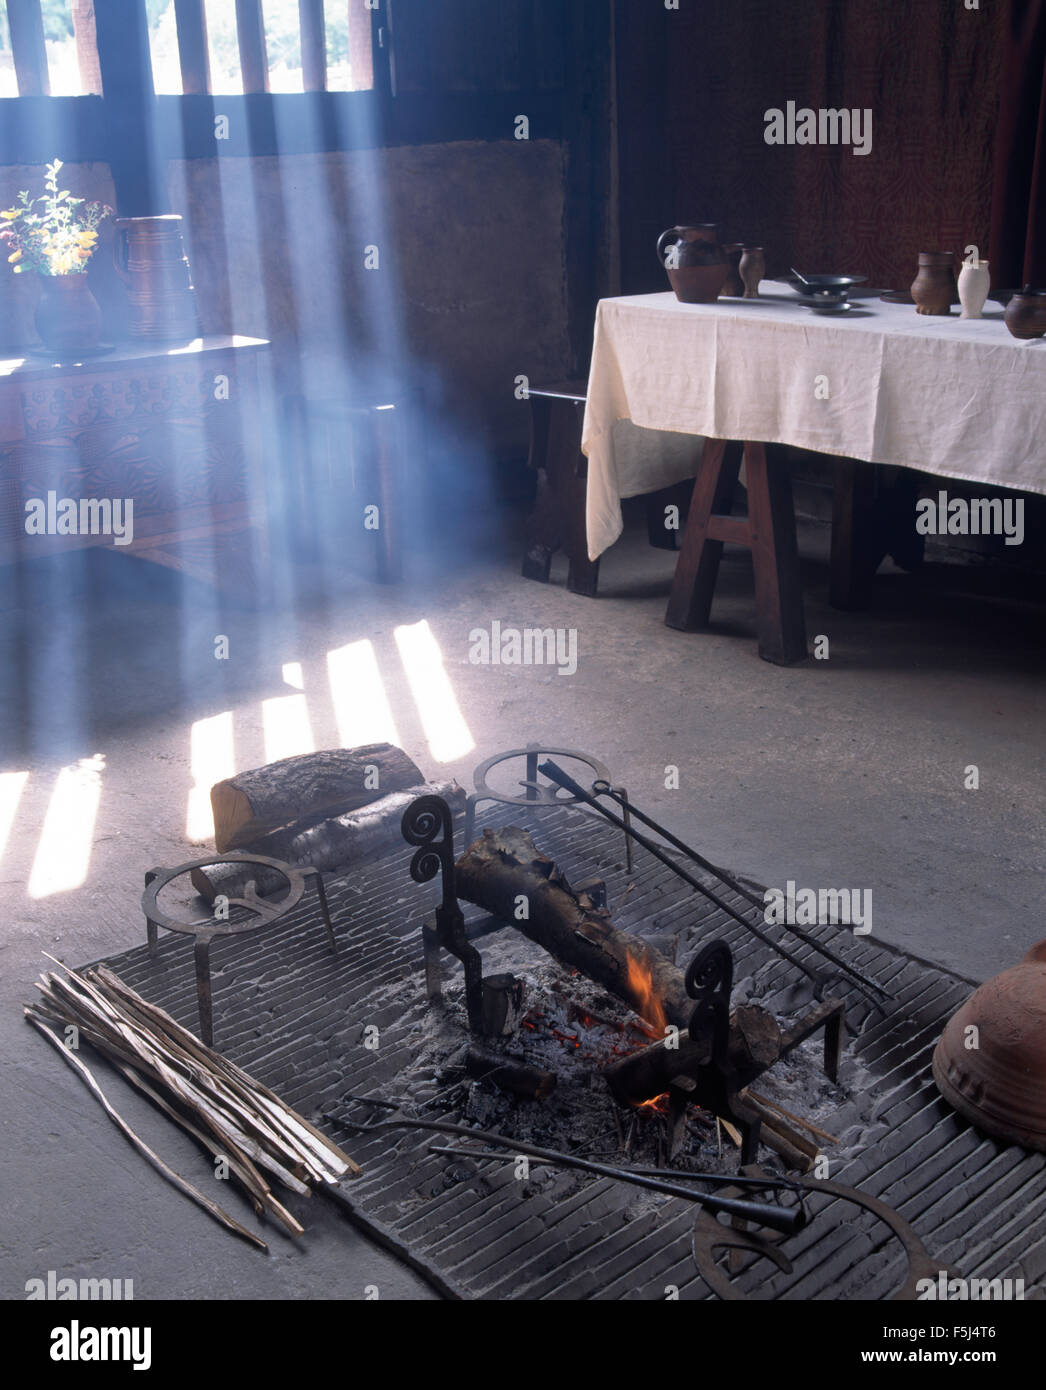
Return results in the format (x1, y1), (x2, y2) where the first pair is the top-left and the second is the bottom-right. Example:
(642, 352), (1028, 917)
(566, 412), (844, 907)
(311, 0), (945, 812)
(911, 251), (956, 316)
(34, 273), (103, 351)
(1004, 287), (1046, 340)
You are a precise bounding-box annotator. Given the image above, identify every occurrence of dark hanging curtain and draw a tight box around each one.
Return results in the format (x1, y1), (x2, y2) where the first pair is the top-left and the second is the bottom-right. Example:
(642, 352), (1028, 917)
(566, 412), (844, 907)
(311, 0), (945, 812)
(990, 0), (1046, 288)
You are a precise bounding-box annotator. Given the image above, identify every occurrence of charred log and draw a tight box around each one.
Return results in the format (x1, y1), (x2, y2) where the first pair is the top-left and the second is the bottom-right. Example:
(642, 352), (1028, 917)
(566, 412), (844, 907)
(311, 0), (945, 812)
(454, 826), (692, 1030)
(464, 1046), (557, 1101)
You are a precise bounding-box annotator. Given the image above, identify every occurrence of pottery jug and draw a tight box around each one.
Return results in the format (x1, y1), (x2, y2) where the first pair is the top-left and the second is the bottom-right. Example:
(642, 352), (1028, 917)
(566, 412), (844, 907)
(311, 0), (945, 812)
(34, 272), (103, 352)
(114, 214), (200, 342)
(911, 251), (956, 316)
(739, 246), (766, 299)
(657, 225), (729, 303)
(932, 940), (1046, 1151)
(1004, 287), (1046, 340)
(957, 256), (990, 320)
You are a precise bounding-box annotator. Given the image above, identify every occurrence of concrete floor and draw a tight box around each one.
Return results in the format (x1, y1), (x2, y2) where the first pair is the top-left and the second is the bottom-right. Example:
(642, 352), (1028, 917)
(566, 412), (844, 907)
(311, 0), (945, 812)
(2, 500), (1044, 1301)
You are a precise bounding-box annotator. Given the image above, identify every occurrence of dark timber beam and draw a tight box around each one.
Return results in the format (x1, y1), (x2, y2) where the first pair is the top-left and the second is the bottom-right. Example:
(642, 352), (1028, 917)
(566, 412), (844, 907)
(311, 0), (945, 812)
(94, 0), (161, 215)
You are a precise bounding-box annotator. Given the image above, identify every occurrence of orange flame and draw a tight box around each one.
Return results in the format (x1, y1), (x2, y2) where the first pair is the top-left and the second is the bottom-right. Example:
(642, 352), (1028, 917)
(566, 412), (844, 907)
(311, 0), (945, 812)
(625, 952), (667, 1035)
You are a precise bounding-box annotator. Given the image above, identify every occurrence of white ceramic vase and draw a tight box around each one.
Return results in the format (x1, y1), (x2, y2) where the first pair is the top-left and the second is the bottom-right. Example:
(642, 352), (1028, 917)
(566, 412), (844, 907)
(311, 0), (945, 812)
(958, 260), (990, 319)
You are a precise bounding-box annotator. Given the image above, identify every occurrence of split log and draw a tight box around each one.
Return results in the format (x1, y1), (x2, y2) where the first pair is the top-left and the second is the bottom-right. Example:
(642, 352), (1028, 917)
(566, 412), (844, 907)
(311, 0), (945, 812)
(465, 1046), (557, 1101)
(455, 826), (692, 1030)
(192, 780), (465, 902)
(210, 744), (426, 851)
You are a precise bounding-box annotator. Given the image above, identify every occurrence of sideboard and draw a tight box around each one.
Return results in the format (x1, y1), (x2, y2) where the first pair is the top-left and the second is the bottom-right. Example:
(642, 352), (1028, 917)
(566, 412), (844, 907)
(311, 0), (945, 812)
(0, 335), (271, 594)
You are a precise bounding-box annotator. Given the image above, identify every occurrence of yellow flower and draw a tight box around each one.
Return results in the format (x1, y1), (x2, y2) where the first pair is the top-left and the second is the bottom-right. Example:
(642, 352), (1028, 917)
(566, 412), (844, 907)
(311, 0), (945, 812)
(1, 209), (18, 220)
(8, 250), (21, 263)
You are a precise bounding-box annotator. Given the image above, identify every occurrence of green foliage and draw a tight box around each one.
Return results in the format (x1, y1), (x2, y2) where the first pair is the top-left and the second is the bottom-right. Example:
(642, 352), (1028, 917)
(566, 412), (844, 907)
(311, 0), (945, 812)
(0, 159), (112, 277)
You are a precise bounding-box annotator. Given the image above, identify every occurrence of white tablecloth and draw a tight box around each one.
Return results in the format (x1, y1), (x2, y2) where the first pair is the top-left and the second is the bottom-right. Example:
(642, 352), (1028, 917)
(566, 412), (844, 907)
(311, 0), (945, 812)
(582, 286), (1046, 560)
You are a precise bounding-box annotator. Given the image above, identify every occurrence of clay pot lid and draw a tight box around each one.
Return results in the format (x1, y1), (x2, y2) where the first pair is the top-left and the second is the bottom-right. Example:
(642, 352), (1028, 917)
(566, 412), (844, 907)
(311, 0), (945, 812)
(932, 940), (1046, 1152)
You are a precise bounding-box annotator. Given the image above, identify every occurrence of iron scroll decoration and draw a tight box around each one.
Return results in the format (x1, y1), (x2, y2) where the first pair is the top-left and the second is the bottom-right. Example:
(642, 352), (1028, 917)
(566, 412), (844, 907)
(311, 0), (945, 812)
(685, 939), (734, 1066)
(402, 795), (457, 909)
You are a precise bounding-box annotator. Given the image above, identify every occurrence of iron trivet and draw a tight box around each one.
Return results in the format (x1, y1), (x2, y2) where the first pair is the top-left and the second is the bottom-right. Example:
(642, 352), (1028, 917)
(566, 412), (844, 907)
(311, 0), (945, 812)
(141, 853), (336, 1046)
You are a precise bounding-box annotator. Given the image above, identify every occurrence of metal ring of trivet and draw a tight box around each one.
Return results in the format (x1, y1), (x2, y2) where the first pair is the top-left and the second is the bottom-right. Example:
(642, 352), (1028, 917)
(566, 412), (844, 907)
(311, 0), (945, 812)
(692, 1166), (951, 1301)
(463, 745), (618, 849)
(141, 853), (336, 1047)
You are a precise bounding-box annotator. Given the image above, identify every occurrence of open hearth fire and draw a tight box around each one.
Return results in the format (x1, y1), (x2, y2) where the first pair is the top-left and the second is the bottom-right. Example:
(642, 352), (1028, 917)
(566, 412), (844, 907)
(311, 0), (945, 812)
(317, 754), (955, 1295)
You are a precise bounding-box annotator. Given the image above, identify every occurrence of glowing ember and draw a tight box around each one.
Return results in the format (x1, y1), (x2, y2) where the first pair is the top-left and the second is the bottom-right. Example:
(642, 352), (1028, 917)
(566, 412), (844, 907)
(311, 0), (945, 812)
(625, 952), (667, 1034)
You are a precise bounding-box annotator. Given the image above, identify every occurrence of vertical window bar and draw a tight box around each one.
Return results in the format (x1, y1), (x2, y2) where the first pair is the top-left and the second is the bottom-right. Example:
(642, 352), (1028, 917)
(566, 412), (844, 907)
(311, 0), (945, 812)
(174, 0), (211, 95)
(72, 1), (102, 96)
(299, 0), (326, 91)
(7, 0), (50, 97)
(235, 0), (269, 93)
(347, 0), (374, 92)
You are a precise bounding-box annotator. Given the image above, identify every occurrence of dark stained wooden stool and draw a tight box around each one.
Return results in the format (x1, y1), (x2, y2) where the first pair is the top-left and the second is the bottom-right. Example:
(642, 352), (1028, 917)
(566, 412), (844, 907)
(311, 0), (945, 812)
(284, 391), (404, 583)
(522, 382), (695, 596)
(665, 439), (808, 665)
(522, 383), (599, 595)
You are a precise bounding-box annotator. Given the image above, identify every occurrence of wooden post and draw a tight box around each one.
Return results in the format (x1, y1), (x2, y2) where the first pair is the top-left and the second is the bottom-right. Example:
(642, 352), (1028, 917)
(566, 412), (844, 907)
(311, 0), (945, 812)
(72, 0), (102, 95)
(298, 0), (327, 92)
(235, 0), (269, 93)
(174, 0), (211, 95)
(347, 0), (375, 91)
(7, 0), (50, 97)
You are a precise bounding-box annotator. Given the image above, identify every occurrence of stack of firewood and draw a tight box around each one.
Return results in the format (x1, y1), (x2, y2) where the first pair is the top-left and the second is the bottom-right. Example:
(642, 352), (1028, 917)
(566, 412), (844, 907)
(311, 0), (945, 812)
(26, 961), (359, 1251)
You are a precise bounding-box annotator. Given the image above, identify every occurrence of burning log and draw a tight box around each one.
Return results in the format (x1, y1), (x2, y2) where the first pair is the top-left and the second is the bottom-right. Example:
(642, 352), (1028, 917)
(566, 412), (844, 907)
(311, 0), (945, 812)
(454, 826), (692, 1031)
(604, 1005), (781, 1107)
(210, 744), (426, 851)
(192, 781), (466, 901)
(464, 1046), (557, 1101)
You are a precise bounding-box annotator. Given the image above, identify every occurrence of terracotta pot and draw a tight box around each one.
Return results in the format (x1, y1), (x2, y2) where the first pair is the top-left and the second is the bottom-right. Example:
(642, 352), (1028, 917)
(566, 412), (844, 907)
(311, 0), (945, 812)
(34, 273), (103, 351)
(1004, 287), (1046, 340)
(114, 214), (200, 342)
(657, 224), (729, 303)
(739, 246), (766, 299)
(911, 251), (956, 316)
(721, 242), (744, 297)
(932, 940), (1046, 1151)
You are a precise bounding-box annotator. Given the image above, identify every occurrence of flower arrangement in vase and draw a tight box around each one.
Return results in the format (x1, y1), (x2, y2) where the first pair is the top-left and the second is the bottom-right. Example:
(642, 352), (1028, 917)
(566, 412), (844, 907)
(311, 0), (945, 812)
(1, 160), (113, 351)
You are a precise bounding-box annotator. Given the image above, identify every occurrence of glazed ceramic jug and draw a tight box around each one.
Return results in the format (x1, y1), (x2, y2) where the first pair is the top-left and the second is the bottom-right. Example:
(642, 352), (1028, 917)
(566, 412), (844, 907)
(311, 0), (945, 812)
(1004, 287), (1046, 339)
(656, 225), (729, 303)
(957, 253), (990, 320)
(911, 251), (956, 315)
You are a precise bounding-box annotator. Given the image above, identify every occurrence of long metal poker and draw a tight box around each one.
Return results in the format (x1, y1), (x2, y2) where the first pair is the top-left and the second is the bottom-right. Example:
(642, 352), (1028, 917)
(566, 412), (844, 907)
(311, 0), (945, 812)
(539, 760), (824, 989)
(591, 780), (889, 1001)
(332, 1112), (806, 1236)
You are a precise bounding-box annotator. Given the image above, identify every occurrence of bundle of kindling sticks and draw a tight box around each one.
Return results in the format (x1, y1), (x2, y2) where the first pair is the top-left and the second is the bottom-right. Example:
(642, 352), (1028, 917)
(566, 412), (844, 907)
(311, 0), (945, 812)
(25, 959), (359, 1253)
